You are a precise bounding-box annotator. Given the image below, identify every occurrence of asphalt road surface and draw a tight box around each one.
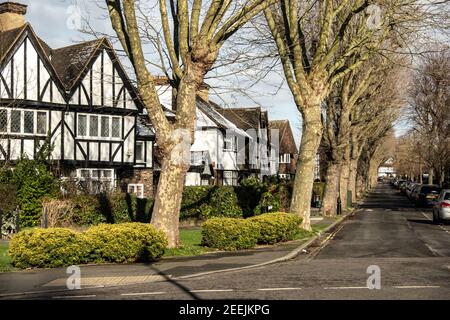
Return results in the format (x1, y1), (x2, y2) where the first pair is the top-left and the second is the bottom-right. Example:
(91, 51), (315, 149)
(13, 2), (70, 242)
(11, 183), (450, 300)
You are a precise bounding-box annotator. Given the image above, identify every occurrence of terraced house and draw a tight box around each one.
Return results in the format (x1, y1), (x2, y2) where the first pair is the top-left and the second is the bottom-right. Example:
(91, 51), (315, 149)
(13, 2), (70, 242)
(0, 2), (154, 198)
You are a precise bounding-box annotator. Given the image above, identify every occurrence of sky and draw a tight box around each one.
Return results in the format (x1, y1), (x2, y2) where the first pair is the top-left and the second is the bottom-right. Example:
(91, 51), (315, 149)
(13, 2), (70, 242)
(20, 0), (303, 146)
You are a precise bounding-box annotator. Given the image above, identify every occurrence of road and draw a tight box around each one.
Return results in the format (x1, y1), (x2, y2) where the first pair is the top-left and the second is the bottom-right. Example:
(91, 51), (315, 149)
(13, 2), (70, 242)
(9, 183), (450, 300)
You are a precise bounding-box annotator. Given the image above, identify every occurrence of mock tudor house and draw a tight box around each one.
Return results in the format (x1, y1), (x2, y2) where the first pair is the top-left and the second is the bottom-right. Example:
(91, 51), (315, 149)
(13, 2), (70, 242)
(0, 2), (154, 197)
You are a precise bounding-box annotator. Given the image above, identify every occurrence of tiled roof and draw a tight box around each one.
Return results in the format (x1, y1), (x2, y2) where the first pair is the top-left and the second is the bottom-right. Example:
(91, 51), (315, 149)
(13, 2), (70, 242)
(51, 39), (103, 89)
(269, 120), (298, 154)
(213, 106), (262, 131)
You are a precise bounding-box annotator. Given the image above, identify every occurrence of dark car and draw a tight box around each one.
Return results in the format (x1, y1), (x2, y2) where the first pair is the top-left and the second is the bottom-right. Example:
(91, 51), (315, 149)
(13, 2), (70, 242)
(413, 185), (441, 207)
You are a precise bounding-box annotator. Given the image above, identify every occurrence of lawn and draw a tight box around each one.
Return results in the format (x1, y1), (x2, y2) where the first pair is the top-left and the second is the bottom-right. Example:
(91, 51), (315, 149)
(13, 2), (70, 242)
(0, 242), (14, 272)
(164, 228), (214, 257)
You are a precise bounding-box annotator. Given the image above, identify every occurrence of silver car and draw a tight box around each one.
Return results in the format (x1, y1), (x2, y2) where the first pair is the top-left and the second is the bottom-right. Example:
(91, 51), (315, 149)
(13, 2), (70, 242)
(432, 189), (450, 223)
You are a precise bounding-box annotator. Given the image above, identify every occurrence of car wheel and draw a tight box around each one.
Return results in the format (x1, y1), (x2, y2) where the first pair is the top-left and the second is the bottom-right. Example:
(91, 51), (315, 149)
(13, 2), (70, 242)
(433, 211), (440, 224)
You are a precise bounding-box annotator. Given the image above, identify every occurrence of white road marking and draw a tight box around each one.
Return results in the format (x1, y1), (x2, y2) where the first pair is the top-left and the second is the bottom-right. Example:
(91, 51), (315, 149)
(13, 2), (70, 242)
(190, 289), (233, 293)
(52, 294), (97, 299)
(323, 286), (368, 290)
(121, 292), (166, 296)
(393, 285), (440, 289)
(257, 287), (302, 291)
(365, 209), (373, 212)
(311, 217), (323, 221)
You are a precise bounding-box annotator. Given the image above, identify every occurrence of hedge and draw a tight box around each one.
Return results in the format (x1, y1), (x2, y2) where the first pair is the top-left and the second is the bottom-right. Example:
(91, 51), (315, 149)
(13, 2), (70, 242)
(201, 213), (302, 250)
(8, 223), (167, 269)
(201, 218), (259, 250)
(42, 193), (154, 227)
(250, 213), (302, 245)
(8, 228), (90, 268)
(85, 223), (167, 263)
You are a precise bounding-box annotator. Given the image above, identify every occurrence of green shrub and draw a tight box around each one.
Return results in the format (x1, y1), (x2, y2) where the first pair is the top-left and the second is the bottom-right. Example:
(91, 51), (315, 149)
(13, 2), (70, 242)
(250, 213), (302, 245)
(208, 186), (243, 218)
(180, 186), (213, 220)
(8, 228), (89, 268)
(201, 218), (259, 250)
(85, 223), (167, 263)
(235, 177), (267, 217)
(8, 223), (168, 268)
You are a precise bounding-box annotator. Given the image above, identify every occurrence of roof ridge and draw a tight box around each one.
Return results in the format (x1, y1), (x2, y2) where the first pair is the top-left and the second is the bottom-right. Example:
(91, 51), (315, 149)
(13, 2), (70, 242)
(52, 37), (105, 52)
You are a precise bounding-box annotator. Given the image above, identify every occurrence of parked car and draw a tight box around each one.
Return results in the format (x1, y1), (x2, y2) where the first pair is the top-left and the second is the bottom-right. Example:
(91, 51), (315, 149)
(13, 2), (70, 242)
(406, 182), (419, 199)
(432, 189), (450, 223)
(409, 184), (421, 201)
(399, 181), (408, 193)
(413, 185), (441, 207)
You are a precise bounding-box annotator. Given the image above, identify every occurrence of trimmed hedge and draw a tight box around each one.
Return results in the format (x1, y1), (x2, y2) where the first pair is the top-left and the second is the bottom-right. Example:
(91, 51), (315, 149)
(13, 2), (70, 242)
(85, 223), (167, 263)
(250, 213), (302, 245)
(201, 213), (302, 250)
(8, 223), (167, 269)
(8, 228), (90, 268)
(201, 218), (259, 250)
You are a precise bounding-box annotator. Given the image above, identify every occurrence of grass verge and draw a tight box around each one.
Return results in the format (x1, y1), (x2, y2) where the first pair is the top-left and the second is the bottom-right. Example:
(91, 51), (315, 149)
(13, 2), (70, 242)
(0, 242), (14, 272)
(164, 228), (214, 257)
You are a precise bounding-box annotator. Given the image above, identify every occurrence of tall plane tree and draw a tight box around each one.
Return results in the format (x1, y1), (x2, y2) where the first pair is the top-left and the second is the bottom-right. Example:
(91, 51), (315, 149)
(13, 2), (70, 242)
(105, 0), (274, 247)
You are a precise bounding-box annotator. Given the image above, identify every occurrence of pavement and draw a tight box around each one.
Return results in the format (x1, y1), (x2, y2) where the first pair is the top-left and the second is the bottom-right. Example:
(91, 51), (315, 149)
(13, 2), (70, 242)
(3, 183), (449, 300)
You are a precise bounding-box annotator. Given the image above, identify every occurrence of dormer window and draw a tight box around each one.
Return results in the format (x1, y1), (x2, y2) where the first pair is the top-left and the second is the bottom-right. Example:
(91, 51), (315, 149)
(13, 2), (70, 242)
(223, 135), (237, 152)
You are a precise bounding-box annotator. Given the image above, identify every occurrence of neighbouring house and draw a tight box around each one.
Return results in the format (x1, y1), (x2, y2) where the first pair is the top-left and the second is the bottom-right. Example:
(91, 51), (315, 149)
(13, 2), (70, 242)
(269, 120), (298, 180)
(0, 2), (154, 198)
(154, 77), (275, 186)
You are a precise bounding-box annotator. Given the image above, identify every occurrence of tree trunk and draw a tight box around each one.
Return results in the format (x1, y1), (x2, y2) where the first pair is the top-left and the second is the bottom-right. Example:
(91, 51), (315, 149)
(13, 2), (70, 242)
(151, 62), (203, 248)
(429, 168), (434, 185)
(290, 108), (323, 231)
(348, 159), (358, 201)
(151, 156), (188, 248)
(339, 145), (350, 209)
(322, 162), (340, 217)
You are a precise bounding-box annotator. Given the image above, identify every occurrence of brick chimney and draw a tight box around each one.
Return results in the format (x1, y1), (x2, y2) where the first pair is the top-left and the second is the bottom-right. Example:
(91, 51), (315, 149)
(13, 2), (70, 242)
(0, 2), (27, 33)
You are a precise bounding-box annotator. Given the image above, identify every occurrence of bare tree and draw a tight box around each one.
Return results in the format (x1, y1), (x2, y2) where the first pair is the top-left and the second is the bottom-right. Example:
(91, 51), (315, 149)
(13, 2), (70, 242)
(104, 0), (276, 247)
(408, 49), (450, 186)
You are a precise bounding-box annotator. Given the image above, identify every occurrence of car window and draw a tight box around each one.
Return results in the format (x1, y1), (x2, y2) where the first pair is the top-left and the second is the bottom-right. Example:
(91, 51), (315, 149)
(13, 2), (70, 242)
(444, 193), (450, 200)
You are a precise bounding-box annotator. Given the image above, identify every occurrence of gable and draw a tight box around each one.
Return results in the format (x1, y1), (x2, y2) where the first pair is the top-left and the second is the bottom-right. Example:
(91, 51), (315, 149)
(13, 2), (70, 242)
(68, 48), (138, 110)
(0, 33), (65, 104)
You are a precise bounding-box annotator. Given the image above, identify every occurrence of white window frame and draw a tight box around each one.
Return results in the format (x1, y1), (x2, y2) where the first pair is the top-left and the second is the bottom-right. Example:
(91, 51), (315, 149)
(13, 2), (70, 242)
(75, 168), (116, 193)
(279, 153), (291, 164)
(77, 113), (122, 140)
(223, 135), (237, 152)
(128, 183), (145, 199)
(0, 108), (48, 136)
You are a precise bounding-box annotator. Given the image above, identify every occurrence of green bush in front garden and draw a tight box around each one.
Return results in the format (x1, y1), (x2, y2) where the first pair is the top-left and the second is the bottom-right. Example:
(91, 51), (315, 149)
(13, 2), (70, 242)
(250, 213), (302, 245)
(85, 223), (167, 263)
(8, 223), (168, 268)
(201, 218), (259, 250)
(201, 213), (302, 250)
(8, 228), (90, 268)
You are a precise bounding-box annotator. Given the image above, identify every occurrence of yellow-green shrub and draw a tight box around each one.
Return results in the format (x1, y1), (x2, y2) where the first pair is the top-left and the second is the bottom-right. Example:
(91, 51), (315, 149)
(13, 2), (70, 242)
(85, 223), (167, 263)
(250, 213), (302, 245)
(201, 218), (259, 250)
(8, 228), (89, 268)
(8, 223), (168, 269)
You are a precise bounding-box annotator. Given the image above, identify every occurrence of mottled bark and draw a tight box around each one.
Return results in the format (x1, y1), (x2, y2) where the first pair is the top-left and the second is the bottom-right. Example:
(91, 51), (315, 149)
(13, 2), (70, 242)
(348, 159), (358, 201)
(322, 162), (340, 217)
(291, 108), (323, 231)
(339, 144), (350, 208)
